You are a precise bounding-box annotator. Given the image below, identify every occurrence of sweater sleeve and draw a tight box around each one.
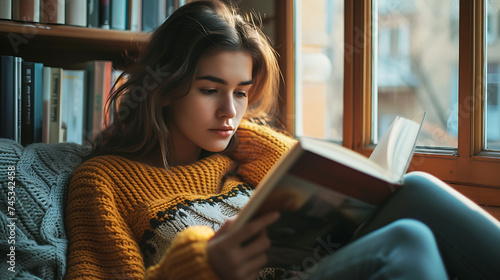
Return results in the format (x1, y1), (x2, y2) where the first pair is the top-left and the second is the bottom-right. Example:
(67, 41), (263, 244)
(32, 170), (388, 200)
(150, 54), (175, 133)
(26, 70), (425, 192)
(65, 165), (220, 280)
(145, 226), (219, 280)
(231, 120), (297, 187)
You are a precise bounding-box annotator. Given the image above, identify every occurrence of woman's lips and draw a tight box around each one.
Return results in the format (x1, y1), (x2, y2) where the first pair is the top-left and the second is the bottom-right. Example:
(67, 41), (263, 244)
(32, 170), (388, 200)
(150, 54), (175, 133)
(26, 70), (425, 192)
(210, 129), (233, 137)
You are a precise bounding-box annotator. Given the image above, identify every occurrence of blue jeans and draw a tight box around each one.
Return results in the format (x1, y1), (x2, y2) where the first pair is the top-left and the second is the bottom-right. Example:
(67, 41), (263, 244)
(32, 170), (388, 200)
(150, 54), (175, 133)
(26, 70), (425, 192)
(307, 172), (500, 280)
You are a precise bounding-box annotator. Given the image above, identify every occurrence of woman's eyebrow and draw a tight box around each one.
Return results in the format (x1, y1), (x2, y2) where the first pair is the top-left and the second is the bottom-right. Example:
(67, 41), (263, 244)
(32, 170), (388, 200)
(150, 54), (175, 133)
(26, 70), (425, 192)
(196, 75), (253, 86)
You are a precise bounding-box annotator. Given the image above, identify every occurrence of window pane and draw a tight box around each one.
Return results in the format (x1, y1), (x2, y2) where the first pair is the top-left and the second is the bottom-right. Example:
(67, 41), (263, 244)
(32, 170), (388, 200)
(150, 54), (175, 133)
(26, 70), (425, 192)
(296, 0), (344, 141)
(373, 0), (459, 148)
(486, 1), (500, 150)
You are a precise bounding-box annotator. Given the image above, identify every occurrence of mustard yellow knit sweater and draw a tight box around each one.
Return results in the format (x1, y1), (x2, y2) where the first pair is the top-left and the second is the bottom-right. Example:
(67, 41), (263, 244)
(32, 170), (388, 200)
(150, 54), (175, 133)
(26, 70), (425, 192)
(64, 120), (296, 279)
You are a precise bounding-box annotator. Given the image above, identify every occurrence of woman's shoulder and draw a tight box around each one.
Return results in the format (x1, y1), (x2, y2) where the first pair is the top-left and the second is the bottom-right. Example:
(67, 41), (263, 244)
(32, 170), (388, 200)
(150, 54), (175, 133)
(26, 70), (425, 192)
(236, 119), (297, 151)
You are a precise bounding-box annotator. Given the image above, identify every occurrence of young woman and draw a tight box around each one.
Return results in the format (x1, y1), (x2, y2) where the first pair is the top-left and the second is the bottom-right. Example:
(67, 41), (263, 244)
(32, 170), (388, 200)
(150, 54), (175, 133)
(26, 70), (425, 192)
(64, 1), (500, 280)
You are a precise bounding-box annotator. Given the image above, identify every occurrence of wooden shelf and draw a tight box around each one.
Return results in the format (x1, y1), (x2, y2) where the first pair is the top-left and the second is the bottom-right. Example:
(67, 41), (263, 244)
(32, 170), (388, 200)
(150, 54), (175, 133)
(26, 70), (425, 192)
(0, 20), (150, 68)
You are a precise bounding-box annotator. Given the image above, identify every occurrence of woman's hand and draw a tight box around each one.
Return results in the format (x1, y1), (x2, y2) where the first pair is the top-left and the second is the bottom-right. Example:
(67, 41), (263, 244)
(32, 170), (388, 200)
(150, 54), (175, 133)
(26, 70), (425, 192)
(207, 212), (280, 280)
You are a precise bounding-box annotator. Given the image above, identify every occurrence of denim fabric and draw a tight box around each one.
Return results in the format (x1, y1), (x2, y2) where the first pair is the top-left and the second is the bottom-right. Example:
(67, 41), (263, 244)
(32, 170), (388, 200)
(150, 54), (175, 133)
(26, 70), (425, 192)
(304, 171), (500, 280)
(307, 219), (447, 280)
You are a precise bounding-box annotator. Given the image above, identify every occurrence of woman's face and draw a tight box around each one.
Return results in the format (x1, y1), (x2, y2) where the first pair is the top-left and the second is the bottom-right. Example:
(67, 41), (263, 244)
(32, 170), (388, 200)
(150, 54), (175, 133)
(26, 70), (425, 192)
(168, 50), (253, 164)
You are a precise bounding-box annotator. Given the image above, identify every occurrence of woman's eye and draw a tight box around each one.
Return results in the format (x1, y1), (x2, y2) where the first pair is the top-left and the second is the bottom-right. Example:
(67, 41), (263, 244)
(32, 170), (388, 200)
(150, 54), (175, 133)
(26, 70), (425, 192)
(201, 89), (217, 95)
(234, 91), (247, 98)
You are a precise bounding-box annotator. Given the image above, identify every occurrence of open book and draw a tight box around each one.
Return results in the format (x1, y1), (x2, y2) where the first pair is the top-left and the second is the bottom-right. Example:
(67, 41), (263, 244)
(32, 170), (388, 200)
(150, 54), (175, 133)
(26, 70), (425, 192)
(230, 113), (426, 269)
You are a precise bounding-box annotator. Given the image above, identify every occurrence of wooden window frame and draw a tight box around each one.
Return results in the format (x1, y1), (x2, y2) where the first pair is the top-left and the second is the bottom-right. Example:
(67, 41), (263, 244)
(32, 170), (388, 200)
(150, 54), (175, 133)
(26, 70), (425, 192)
(277, 0), (500, 216)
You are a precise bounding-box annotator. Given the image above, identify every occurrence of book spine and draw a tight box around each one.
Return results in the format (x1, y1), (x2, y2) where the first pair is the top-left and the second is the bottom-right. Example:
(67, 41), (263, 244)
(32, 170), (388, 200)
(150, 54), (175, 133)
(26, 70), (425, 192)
(21, 61), (34, 146)
(87, 0), (99, 28)
(66, 0), (87, 27)
(12, 0), (38, 22)
(48, 67), (62, 143)
(40, 0), (64, 24)
(0, 0), (12, 20)
(99, 0), (110, 29)
(110, 0), (126, 30)
(166, 0), (174, 19)
(157, 0), (166, 26)
(33, 63), (44, 143)
(0, 56), (15, 140)
(141, 0), (158, 32)
(14, 57), (22, 143)
(128, 0), (141, 31)
(42, 66), (51, 143)
(62, 70), (85, 145)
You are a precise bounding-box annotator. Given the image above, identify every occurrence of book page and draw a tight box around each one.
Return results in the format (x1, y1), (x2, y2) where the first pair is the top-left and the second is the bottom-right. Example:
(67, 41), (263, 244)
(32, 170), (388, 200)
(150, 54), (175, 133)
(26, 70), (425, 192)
(368, 112), (426, 181)
(300, 138), (394, 183)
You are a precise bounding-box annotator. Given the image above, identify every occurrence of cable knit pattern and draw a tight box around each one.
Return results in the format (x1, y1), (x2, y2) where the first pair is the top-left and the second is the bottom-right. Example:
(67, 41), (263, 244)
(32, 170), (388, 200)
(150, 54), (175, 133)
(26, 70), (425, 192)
(64, 120), (297, 280)
(0, 139), (90, 280)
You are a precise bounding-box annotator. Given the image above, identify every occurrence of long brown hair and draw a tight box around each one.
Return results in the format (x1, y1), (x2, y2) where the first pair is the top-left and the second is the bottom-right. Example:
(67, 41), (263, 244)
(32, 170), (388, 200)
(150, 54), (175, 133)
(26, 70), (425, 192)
(89, 0), (280, 168)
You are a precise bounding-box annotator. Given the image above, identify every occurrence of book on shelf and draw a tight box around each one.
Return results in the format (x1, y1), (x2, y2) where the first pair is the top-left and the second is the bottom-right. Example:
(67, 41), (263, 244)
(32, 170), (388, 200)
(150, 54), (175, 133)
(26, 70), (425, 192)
(85, 60), (113, 141)
(47, 67), (63, 143)
(12, 0), (40, 22)
(4, 0), (186, 31)
(141, 0), (158, 32)
(87, 0), (99, 28)
(99, 0), (110, 29)
(1, 56), (16, 141)
(2, 57), (116, 146)
(228, 113), (426, 269)
(66, 0), (88, 27)
(40, 0), (65, 24)
(61, 70), (86, 145)
(0, 0), (13, 20)
(110, 0), (126, 30)
(128, 0), (142, 31)
(20, 61), (44, 146)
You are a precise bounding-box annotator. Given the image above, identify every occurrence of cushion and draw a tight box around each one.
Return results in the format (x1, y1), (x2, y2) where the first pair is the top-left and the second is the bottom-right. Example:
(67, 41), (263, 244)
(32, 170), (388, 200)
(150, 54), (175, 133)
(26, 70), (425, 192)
(0, 139), (90, 280)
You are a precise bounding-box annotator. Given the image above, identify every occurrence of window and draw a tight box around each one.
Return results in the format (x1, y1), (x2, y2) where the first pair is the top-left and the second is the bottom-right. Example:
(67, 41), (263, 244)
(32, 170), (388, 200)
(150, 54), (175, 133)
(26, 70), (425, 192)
(486, 1), (500, 150)
(296, 0), (344, 141)
(291, 0), (500, 191)
(373, 0), (459, 148)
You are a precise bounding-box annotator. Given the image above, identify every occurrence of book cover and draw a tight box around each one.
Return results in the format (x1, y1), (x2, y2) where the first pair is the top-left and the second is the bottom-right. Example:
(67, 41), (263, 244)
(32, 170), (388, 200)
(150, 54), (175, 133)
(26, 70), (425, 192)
(85, 60), (113, 141)
(12, 0), (40, 22)
(229, 113), (426, 268)
(142, 0), (158, 32)
(33, 62), (43, 143)
(62, 70), (86, 145)
(42, 66), (51, 143)
(14, 56), (22, 143)
(99, 0), (110, 29)
(66, 0), (87, 27)
(48, 67), (63, 143)
(0, 0), (12, 19)
(87, 0), (99, 28)
(21, 61), (35, 146)
(128, 0), (142, 31)
(0, 56), (15, 140)
(166, 0), (175, 19)
(157, 0), (166, 26)
(40, 0), (64, 24)
(110, 0), (126, 30)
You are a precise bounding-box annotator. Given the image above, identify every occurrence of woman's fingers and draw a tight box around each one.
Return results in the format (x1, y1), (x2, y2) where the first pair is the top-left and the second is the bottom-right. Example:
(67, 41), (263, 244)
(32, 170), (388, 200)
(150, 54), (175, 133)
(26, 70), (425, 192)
(241, 230), (272, 259)
(232, 211), (280, 245)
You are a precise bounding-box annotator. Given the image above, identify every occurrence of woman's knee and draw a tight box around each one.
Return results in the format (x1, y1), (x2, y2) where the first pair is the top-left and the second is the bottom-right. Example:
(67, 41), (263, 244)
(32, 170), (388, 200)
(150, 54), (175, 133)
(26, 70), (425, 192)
(384, 219), (437, 250)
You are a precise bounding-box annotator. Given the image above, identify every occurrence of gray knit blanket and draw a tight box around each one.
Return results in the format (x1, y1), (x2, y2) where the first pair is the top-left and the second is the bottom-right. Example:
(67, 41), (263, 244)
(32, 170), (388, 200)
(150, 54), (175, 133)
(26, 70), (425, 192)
(0, 139), (89, 280)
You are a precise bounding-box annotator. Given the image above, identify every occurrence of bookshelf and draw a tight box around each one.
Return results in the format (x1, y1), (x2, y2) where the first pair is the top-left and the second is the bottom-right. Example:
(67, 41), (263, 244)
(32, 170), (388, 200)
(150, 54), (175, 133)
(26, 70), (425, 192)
(0, 19), (150, 146)
(0, 20), (150, 68)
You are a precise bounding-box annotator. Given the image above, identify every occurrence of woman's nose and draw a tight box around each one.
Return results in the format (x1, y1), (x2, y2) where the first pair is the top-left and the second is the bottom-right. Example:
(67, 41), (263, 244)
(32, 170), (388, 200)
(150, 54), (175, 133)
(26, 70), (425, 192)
(216, 93), (237, 118)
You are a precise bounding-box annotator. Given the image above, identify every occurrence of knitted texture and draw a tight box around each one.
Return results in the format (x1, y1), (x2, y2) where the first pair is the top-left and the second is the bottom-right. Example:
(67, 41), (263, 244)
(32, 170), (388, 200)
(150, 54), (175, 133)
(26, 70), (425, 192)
(0, 138), (90, 280)
(65, 120), (296, 280)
